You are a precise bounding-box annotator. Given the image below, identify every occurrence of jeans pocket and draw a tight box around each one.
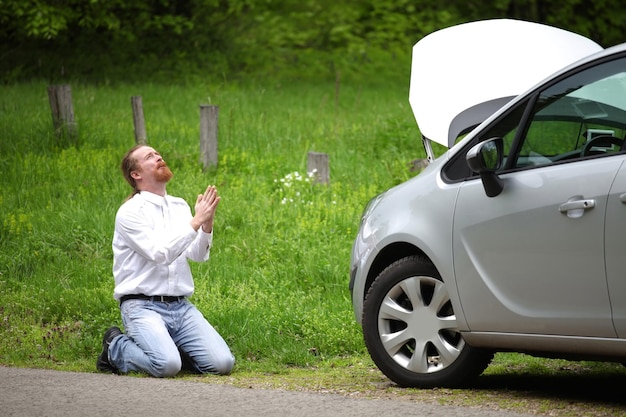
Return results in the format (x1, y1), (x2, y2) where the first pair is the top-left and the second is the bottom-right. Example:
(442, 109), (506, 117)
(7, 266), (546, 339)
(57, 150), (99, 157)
(120, 298), (147, 317)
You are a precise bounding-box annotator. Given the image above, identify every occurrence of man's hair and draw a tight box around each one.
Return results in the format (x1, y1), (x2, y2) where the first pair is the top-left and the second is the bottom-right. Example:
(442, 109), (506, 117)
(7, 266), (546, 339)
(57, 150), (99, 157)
(121, 144), (145, 199)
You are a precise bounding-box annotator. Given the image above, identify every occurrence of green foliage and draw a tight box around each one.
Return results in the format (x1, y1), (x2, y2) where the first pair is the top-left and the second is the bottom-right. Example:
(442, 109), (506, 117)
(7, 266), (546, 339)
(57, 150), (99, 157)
(453, 0), (626, 47)
(4, 0), (623, 84)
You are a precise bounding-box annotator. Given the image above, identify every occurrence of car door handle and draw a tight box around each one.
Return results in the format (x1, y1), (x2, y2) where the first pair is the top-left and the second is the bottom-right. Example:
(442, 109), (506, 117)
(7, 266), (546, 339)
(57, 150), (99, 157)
(559, 199), (596, 214)
(620, 193), (626, 203)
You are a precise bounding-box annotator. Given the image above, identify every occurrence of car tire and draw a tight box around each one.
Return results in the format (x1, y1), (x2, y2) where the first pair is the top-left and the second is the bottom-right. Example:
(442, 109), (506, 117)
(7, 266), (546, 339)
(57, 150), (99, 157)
(362, 255), (493, 388)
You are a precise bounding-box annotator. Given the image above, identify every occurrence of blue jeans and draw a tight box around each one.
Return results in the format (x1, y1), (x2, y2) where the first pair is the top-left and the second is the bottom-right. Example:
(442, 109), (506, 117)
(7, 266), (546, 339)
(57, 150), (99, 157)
(108, 298), (234, 377)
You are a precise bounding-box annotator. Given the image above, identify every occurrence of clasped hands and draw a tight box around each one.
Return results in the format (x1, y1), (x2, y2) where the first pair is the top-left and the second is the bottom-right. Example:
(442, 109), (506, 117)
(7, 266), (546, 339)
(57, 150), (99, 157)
(191, 185), (221, 233)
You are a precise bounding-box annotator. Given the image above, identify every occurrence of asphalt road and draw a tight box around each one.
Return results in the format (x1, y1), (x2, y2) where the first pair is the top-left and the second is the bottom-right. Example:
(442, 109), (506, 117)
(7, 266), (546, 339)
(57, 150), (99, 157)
(0, 366), (540, 417)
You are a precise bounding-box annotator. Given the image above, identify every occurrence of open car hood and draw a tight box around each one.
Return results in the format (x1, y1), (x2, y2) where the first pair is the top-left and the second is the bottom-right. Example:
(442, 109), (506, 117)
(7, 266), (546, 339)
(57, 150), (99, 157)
(409, 19), (603, 150)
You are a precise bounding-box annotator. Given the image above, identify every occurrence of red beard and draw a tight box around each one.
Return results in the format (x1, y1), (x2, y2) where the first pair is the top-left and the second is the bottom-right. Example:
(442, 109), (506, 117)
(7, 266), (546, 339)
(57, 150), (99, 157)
(155, 162), (173, 182)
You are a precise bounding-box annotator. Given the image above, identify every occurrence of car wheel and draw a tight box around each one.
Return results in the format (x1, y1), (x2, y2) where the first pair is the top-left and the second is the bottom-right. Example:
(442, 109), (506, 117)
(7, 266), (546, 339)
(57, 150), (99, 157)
(362, 255), (493, 388)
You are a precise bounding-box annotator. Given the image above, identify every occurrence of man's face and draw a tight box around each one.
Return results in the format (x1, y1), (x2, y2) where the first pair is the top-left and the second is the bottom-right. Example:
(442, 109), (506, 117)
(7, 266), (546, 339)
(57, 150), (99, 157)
(131, 146), (173, 184)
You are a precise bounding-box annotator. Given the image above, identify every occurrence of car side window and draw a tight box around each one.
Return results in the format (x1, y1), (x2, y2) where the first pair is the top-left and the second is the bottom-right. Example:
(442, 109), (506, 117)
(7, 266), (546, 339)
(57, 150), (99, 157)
(511, 57), (626, 169)
(485, 105), (526, 167)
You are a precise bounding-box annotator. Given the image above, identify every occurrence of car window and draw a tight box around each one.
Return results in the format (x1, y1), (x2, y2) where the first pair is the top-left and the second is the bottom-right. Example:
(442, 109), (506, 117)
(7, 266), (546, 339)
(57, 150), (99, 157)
(442, 56), (626, 182)
(512, 57), (626, 169)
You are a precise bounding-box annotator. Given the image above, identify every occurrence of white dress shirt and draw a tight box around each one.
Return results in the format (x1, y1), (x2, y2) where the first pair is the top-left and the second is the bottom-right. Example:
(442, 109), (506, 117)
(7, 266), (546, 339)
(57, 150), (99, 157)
(112, 191), (213, 300)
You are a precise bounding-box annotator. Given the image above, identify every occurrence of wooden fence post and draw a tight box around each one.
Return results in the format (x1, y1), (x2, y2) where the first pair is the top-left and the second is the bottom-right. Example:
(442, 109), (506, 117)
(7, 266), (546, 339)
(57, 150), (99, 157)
(307, 152), (330, 184)
(200, 105), (219, 170)
(131, 96), (147, 144)
(47, 84), (77, 143)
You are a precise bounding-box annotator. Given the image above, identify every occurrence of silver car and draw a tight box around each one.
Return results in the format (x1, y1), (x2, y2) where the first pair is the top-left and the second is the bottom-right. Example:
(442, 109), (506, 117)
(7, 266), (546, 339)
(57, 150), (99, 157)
(350, 19), (626, 388)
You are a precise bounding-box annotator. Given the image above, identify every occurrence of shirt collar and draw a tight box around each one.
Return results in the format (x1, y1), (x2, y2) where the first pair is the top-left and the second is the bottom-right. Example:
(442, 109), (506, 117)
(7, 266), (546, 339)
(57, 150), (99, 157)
(139, 191), (169, 206)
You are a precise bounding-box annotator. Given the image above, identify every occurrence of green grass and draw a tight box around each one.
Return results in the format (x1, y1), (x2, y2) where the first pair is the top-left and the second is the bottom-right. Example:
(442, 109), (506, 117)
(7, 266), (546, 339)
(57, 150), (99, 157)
(2, 79), (626, 416)
(0, 78), (420, 370)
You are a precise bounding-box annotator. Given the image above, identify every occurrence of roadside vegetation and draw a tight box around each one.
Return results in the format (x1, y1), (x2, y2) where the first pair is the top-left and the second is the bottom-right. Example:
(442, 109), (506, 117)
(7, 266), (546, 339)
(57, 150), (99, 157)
(0, 78), (419, 371)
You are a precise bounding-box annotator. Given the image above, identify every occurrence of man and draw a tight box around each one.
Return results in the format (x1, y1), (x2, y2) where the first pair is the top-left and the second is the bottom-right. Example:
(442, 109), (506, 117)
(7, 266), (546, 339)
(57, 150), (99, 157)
(97, 144), (235, 377)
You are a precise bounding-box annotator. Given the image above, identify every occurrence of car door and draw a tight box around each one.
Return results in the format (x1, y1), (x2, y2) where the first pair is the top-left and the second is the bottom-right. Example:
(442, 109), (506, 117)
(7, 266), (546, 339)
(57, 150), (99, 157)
(450, 56), (626, 338)
(453, 158), (619, 337)
(605, 161), (626, 337)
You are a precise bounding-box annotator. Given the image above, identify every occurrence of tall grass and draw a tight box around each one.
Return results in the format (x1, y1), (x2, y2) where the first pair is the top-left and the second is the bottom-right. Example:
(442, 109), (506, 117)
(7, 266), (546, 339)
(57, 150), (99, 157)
(0, 78), (422, 371)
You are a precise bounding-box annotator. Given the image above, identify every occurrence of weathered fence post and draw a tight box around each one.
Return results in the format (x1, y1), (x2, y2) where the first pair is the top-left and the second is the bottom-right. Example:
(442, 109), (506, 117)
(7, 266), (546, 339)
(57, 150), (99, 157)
(131, 96), (147, 144)
(307, 152), (330, 184)
(200, 105), (219, 170)
(47, 84), (77, 143)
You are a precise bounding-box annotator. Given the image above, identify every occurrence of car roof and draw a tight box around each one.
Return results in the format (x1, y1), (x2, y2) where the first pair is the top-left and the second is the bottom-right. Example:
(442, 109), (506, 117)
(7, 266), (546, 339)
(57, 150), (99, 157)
(409, 19), (603, 148)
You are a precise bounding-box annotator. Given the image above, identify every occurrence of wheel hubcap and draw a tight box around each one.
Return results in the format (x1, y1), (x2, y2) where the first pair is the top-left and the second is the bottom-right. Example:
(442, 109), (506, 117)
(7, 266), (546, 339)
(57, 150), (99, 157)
(377, 275), (463, 373)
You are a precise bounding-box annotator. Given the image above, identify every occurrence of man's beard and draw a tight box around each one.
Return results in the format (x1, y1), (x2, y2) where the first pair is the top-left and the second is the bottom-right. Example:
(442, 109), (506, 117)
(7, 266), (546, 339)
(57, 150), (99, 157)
(155, 163), (174, 182)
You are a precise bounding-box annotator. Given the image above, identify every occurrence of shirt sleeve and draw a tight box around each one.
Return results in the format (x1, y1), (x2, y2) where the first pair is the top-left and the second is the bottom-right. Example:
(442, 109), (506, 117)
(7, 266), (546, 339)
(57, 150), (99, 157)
(186, 229), (213, 262)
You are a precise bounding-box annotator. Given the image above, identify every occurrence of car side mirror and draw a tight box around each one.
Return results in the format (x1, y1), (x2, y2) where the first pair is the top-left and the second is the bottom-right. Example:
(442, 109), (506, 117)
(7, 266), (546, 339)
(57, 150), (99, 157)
(466, 137), (504, 197)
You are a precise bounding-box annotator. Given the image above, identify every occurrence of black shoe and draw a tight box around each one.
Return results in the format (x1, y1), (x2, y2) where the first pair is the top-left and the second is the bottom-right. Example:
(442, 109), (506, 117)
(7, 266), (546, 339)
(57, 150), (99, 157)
(96, 326), (122, 373)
